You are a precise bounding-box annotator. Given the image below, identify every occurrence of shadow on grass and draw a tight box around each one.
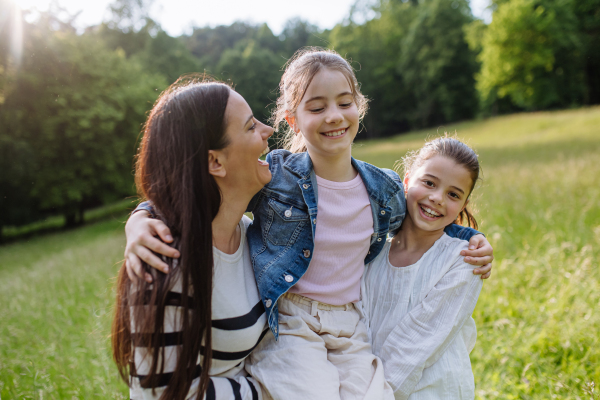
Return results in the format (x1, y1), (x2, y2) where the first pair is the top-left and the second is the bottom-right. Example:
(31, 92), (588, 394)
(1, 198), (138, 245)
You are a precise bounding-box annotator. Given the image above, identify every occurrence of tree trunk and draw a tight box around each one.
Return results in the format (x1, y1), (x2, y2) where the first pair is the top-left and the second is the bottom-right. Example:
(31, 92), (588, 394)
(65, 212), (78, 228)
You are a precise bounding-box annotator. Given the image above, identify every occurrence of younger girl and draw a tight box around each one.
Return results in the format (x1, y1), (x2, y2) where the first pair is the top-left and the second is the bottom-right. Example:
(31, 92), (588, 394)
(361, 137), (485, 400)
(125, 49), (494, 399)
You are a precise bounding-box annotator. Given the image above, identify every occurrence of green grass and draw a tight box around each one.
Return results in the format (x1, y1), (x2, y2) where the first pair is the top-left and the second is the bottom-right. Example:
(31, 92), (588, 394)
(1, 106), (599, 398)
(0, 219), (130, 398)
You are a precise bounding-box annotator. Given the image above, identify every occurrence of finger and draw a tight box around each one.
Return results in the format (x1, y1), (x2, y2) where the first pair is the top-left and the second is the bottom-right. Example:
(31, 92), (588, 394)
(464, 255), (494, 266)
(140, 234), (180, 259)
(136, 246), (170, 274)
(151, 220), (174, 244)
(461, 247), (493, 258)
(127, 254), (152, 282)
(125, 260), (137, 282)
(467, 234), (484, 250)
(473, 263), (492, 275)
(481, 271), (491, 279)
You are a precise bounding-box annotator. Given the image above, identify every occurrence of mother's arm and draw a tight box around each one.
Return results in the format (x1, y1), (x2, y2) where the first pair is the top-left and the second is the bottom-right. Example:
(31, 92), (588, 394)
(124, 189), (264, 282)
(124, 207), (178, 282)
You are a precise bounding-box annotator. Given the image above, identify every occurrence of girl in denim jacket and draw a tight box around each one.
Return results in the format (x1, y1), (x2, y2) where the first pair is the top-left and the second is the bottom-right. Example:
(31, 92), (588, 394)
(125, 49), (493, 400)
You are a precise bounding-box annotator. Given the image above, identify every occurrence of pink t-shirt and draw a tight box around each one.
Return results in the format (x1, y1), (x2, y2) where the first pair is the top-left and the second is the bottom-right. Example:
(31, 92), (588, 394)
(289, 173), (374, 305)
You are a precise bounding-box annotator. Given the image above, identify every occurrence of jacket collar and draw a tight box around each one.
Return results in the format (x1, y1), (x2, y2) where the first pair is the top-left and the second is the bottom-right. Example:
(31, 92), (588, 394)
(352, 158), (403, 208)
(282, 151), (314, 179)
(282, 151), (402, 207)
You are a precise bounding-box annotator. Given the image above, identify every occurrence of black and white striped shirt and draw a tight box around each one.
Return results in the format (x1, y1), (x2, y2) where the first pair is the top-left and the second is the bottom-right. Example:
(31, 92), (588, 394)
(130, 216), (269, 400)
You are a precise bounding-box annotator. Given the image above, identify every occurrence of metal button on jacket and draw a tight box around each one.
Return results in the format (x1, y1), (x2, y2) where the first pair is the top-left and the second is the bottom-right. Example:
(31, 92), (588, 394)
(381, 210), (386, 215)
(303, 184), (310, 189)
(377, 237), (382, 242)
(285, 275), (294, 283)
(303, 249), (311, 258)
(284, 209), (292, 217)
(265, 299), (272, 308)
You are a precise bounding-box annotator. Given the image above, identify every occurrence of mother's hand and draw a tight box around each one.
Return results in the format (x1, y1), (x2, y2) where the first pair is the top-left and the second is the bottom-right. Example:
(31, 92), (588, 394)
(124, 211), (180, 282)
(461, 234), (494, 280)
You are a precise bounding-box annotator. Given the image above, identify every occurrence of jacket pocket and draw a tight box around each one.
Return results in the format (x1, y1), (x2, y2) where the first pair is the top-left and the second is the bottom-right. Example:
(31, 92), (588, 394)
(266, 198), (309, 246)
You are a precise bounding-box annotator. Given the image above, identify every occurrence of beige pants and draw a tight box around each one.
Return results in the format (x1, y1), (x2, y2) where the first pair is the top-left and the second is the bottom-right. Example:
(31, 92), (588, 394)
(246, 293), (394, 400)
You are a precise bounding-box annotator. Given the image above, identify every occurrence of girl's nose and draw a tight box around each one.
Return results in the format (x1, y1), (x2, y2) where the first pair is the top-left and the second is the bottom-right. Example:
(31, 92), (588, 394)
(325, 107), (343, 124)
(429, 191), (443, 205)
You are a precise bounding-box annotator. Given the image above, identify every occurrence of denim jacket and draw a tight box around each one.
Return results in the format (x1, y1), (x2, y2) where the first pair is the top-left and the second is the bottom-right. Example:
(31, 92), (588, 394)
(245, 150), (479, 339)
(134, 150), (480, 339)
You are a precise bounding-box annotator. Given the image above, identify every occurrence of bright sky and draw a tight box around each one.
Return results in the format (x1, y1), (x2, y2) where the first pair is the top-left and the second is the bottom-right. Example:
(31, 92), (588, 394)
(15, 0), (492, 36)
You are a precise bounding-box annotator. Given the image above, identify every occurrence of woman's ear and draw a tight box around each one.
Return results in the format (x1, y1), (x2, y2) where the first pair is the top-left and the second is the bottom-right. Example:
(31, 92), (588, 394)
(285, 114), (298, 133)
(208, 150), (227, 178)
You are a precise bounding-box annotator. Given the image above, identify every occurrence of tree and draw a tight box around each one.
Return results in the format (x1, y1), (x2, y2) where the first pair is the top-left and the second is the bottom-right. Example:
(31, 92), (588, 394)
(477, 0), (585, 110)
(133, 29), (202, 84)
(217, 40), (283, 121)
(331, 0), (479, 136)
(399, 0), (479, 128)
(279, 18), (323, 56)
(572, 0), (600, 104)
(0, 15), (165, 230)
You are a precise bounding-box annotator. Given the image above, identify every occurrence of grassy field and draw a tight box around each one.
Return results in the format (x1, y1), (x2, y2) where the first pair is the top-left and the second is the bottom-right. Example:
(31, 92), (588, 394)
(1, 106), (599, 399)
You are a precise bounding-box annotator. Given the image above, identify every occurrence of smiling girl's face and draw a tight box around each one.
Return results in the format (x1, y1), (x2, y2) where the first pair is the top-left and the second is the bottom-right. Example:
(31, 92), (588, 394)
(292, 68), (360, 160)
(403, 155), (474, 232)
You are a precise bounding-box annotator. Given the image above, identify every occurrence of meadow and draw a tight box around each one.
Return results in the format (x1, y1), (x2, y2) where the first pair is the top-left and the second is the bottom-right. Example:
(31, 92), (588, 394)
(1, 106), (599, 399)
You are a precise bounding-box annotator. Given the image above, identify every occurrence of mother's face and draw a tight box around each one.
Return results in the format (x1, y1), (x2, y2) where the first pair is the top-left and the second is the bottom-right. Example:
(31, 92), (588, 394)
(211, 90), (273, 196)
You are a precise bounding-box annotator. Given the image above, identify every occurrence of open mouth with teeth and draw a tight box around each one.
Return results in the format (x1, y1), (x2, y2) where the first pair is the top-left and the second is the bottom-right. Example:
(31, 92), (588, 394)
(258, 146), (270, 166)
(419, 204), (443, 219)
(321, 127), (348, 138)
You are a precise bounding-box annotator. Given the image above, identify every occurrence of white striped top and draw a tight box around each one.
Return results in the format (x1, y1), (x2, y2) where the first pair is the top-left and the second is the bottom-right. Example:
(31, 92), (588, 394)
(360, 234), (483, 400)
(130, 216), (268, 400)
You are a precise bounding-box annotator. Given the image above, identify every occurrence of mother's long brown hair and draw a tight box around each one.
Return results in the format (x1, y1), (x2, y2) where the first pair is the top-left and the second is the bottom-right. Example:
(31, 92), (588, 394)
(112, 77), (231, 399)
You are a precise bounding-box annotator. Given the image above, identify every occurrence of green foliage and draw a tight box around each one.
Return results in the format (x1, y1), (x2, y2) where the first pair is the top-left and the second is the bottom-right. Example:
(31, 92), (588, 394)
(278, 18), (324, 55)
(330, 0), (478, 135)
(0, 14), (164, 230)
(184, 22), (266, 69)
(132, 30), (202, 83)
(217, 40), (282, 120)
(399, 0), (478, 127)
(477, 0), (585, 110)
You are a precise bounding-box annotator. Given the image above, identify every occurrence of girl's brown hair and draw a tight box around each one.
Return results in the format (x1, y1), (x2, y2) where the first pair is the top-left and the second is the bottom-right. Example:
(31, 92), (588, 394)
(112, 76), (231, 400)
(272, 47), (368, 153)
(399, 135), (480, 229)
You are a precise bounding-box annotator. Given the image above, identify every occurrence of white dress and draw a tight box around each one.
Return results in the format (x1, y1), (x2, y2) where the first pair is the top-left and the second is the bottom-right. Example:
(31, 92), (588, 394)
(360, 234), (483, 400)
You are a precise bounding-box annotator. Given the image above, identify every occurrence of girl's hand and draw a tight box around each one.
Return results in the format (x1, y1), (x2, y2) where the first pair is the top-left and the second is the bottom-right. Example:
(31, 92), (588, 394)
(461, 234), (494, 280)
(124, 211), (180, 283)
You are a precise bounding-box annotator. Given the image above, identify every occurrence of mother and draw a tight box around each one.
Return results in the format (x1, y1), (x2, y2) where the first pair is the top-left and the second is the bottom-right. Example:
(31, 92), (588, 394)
(112, 77), (273, 399)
